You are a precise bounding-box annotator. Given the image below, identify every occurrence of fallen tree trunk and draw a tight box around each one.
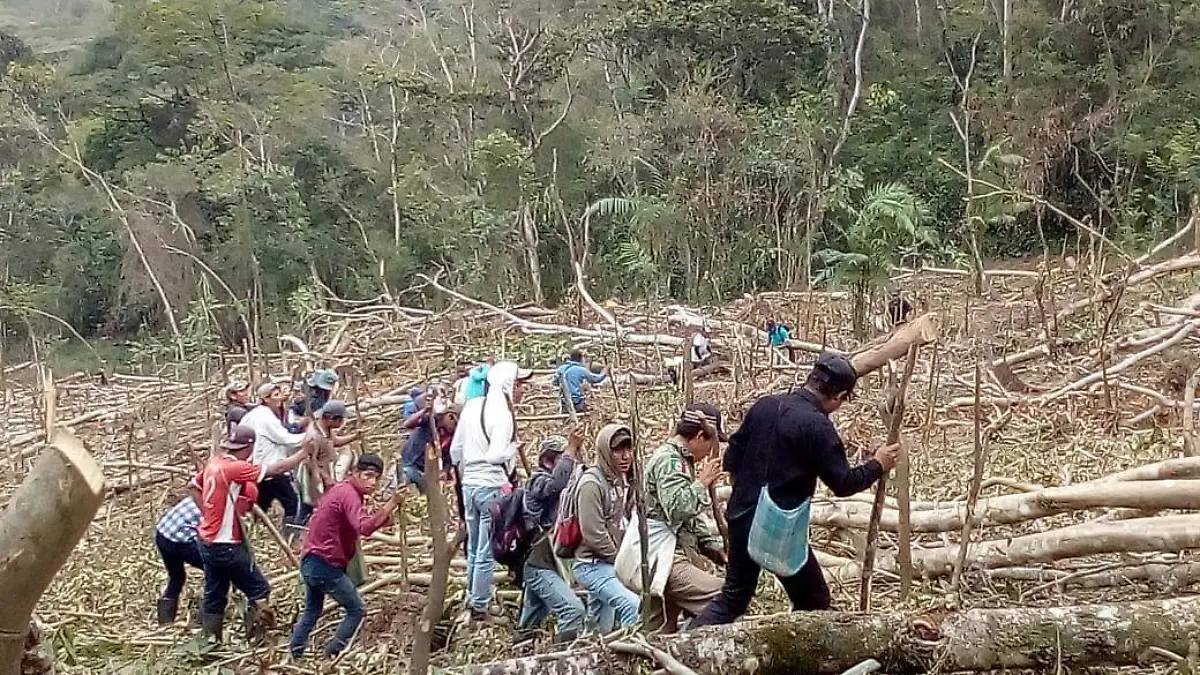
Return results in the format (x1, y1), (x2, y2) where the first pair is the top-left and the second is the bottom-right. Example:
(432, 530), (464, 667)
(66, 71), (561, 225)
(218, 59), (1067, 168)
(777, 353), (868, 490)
(0, 430), (105, 675)
(850, 314), (939, 377)
(811, 479), (1200, 533)
(459, 596), (1200, 675)
(911, 514), (1200, 577)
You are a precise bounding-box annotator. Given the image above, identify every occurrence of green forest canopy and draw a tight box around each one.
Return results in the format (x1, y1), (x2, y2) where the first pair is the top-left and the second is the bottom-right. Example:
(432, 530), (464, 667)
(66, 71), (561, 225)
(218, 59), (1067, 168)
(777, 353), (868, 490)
(2, 0), (1199, 354)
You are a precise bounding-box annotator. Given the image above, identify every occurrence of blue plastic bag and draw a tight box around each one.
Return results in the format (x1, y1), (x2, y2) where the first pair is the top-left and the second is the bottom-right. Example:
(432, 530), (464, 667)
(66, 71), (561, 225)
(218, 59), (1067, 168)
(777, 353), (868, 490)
(747, 486), (811, 577)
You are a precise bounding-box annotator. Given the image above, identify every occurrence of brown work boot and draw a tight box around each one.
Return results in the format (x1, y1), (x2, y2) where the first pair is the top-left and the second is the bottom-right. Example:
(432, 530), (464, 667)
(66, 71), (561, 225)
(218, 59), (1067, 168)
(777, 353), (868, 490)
(244, 602), (275, 645)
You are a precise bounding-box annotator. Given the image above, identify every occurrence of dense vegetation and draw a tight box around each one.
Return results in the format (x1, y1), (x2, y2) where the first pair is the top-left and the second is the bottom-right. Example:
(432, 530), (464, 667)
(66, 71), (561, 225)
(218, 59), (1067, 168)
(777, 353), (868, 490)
(2, 0), (1199, 358)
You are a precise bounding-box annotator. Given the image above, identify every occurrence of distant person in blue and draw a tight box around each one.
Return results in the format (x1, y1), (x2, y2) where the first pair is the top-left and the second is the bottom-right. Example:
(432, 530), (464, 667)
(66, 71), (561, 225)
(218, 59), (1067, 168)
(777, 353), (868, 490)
(552, 349), (608, 414)
(766, 320), (796, 364)
(401, 387), (424, 418)
(287, 369), (339, 432)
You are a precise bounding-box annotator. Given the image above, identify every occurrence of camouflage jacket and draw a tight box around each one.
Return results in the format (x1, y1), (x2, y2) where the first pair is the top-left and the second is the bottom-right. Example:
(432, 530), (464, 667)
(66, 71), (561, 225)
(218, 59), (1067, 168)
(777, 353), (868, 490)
(643, 439), (721, 554)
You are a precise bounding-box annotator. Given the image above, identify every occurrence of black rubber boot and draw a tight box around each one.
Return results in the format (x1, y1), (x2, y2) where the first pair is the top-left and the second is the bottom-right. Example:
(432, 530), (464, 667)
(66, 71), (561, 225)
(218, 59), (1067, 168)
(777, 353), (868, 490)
(199, 612), (224, 643)
(156, 597), (179, 626)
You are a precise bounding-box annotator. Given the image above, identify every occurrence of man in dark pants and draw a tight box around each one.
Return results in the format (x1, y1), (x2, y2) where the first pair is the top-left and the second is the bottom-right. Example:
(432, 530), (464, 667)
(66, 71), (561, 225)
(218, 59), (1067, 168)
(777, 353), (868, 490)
(196, 425), (312, 642)
(153, 484), (204, 624)
(691, 353), (899, 627)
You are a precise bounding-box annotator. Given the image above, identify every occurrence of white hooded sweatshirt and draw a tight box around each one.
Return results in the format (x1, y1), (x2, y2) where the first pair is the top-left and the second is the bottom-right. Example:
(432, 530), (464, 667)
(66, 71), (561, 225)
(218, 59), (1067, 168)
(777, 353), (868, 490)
(450, 361), (528, 488)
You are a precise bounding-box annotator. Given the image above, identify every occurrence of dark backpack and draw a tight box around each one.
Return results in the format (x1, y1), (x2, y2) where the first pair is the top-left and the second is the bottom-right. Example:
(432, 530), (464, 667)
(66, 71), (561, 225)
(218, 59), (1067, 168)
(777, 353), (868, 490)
(490, 487), (533, 570)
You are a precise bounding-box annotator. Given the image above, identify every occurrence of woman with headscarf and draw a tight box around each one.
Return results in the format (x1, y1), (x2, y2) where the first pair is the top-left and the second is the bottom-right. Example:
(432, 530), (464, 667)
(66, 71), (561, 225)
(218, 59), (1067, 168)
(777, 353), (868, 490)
(449, 361), (533, 622)
(572, 423), (640, 631)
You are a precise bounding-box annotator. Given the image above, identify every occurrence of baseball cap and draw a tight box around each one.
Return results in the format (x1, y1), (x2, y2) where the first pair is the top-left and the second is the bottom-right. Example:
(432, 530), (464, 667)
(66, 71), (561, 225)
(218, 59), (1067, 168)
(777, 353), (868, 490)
(609, 427), (633, 450)
(223, 424), (256, 451)
(678, 403), (729, 442)
(540, 435), (568, 455)
(308, 369), (339, 391)
(318, 400), (348, 419)
(813, 352), (858, 394)
(257, 382), (281, 400)
(356, 453), (385, 474)
(224, 380), (249, 398)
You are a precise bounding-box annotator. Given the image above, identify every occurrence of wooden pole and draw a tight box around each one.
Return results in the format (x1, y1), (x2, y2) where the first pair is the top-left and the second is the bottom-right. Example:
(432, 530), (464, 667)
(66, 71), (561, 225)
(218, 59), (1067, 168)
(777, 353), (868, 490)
(858, 343), (919, 611)
(628, 379), (653, 617)
(251, 505), (301, 568)
(411, 412), (450, 675)
(951, 355), (986, 593)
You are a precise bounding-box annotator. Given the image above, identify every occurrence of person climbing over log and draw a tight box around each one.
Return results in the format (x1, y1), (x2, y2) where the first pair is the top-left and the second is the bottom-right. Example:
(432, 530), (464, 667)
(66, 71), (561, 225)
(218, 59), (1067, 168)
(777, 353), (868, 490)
(766, 320), (796, 364)
(223, 380), (252, 435)
(638, 404), (729, 633)
(288, 453), (403, 659)
(296, 400), (360, 526)
(288, 369), (339, 431)
(241, 382), (308, 533)
(153, 480), (204, 625)
(450, 361), (533, 624)
(195, 424), (312, 643)
(552, 349), (608, 414)
(514, 430), (587, 644)
(690, 353), (899, 627)
(573, 423), (640, 632)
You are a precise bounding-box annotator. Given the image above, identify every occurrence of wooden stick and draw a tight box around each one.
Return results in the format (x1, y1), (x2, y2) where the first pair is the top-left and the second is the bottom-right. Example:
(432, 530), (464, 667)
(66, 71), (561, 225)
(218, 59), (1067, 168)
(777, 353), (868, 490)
(858, 343), (919, 611)
(951, 356), (986, 592)
(1185, 367), (1198, 457)
(628, 378), (653, 618)
(251, 505), (301, 569)
(410, 411), (450, 675)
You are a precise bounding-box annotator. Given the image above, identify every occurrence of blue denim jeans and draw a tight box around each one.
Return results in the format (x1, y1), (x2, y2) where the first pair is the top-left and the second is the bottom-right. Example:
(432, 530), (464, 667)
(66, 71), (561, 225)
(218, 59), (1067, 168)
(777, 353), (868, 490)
(402, 464), (425, 489)
(517, 564), (585, 641)
(289, 554), (366, 658)
(572, 559), (640, 632)
(464, 484), (504, 612)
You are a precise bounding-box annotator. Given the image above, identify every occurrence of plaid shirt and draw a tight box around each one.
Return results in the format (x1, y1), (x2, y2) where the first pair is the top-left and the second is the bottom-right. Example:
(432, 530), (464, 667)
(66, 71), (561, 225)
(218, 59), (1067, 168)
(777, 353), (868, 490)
(156, 497), (201, 544)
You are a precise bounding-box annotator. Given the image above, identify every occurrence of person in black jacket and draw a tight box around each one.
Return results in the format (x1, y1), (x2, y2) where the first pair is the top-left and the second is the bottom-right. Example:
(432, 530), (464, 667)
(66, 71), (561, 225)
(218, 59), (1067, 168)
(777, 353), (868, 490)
(691, 353), (899, 627)
(514, 429), (587, 643)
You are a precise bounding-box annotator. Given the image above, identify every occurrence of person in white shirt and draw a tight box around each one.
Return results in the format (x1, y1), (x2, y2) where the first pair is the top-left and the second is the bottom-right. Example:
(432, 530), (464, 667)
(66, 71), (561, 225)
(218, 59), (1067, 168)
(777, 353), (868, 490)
(240, 382), (307, 529)
(691, 328), (712, 367)
(449, 361), (532, 621)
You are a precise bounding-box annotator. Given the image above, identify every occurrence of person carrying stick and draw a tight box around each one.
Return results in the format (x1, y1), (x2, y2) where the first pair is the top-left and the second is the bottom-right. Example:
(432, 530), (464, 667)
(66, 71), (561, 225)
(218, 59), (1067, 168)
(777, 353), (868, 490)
(641, 404), (728, 633)
(288, 454), (403, 659)
(195, 425), (312, 643)
(690, 353), (898, 627)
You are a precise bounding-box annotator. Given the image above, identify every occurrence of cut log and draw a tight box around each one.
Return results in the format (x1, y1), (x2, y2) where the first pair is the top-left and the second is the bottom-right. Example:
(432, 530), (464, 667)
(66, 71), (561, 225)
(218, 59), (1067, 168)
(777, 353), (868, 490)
(811, 479), (1200, 533)
(911, 514), (1200, 577)
(458, 596), (1200, 675)
(0, 430), (105, 675)
(850, 314), (939, 378)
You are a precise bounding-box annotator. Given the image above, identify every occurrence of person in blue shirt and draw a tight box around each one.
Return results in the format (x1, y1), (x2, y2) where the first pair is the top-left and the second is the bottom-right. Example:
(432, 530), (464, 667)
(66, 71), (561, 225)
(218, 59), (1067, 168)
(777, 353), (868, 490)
(766, 320), (796, 364)
(552, 349), (608, 414)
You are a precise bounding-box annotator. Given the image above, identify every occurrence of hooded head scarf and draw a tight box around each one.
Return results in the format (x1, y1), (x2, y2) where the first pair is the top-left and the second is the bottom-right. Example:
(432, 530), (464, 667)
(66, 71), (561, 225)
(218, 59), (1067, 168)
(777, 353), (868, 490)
(594, 423), (634, 483)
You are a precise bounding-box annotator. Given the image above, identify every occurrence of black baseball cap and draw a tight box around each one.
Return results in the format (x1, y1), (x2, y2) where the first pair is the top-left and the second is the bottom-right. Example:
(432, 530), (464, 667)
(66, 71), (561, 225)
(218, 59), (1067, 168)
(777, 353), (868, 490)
(678, 403), (729, 442)
(223, 424), (257, 451)
(356, 454), (385, 474)
(813, 352), (858, 394)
